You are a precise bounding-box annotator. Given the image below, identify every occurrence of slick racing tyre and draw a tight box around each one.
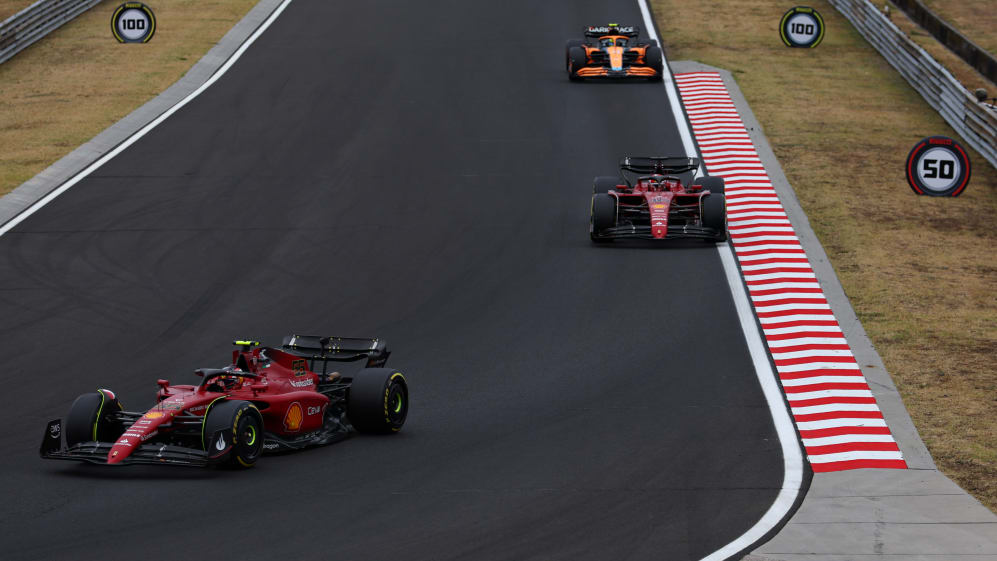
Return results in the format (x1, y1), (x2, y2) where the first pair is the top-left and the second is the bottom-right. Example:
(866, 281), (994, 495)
(641, 39), (659, 48)
(348, 368), (408, 433)
(590, 193), (617, 243)
(694, 175), (725, 195)
(203, 400), (263, 468)
(567, 46), (587, 81)
(701, 193), (728, 242)
(644, 46), (664, 81)
(565, 39), (584, 50)
(65, 389), (124, 446)
(593, 176), (623, 194)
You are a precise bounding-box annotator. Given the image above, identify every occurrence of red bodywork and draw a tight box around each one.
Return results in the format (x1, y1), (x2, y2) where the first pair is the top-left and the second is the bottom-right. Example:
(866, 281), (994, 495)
(608, 176), (711, 239)
(108, 346), (329, 464)
(589, 156), (727, 242)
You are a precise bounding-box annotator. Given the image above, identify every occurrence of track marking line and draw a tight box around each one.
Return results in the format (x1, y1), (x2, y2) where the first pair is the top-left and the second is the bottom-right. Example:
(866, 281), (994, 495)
(0, 0), (295, 238)
(635, 2), (805, 559)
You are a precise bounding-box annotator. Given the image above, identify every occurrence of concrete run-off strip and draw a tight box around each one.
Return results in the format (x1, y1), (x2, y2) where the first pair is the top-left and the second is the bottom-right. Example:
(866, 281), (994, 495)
(668, 60), (997, 559)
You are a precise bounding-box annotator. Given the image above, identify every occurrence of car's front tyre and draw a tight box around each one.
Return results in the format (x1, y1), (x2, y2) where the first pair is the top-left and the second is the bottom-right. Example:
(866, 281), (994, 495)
(645, 46), (664, 81)
(591, 193), (617, 243)
(701, 192), (728, 242)
(65, 389), (124, 446)
(567, 46), (587, 81)
(203, 400), (264, 468)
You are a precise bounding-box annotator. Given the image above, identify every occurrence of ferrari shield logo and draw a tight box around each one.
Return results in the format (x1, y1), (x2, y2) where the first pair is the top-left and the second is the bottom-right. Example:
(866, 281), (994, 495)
(284, 402), (303, 432)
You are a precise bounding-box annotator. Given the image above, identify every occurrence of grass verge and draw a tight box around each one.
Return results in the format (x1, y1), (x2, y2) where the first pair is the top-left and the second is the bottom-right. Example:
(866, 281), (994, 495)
(0, 0), (258, 197)
(1, 1), (35, 22)
(922, 0), (997, 57)
(650, 0), (996, 511)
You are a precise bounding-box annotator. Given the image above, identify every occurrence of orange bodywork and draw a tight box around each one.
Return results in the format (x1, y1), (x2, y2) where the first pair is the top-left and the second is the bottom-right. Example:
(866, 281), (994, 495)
(575, 35), (659, 78)
(576, 66), (659, 77)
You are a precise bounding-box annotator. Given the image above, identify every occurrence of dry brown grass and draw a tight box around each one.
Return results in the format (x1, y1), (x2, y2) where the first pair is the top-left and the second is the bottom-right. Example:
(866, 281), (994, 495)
(0, 0), (257, 196)
(922, 0), (997, 57)
(651, 0), (997, 511)
(0, 1), (37, 22)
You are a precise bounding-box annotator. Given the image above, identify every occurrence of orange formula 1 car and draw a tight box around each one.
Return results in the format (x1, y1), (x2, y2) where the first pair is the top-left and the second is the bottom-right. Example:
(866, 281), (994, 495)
(565, 24), (663, 81)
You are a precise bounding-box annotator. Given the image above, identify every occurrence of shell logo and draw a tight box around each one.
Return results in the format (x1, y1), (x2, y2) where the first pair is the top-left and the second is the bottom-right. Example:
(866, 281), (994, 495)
(143, 411), (164, 419)
(283, 402), (303, 432)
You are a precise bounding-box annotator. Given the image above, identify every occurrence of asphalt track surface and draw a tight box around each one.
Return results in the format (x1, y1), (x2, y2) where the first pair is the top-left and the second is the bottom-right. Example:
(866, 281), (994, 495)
(0, 1), (783, 559)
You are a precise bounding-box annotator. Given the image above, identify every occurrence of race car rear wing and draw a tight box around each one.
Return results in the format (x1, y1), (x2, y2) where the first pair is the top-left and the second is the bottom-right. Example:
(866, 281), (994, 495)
(620, 156), (700, 175)
(280, 334), (390, 368)
(584, 24), (639, 37)
(619, 156), (701, 187)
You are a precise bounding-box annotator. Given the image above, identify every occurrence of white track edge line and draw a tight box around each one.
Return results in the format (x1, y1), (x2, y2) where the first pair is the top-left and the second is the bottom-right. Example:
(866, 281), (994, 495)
(707, 245), (805, 561)
(6, 0), (803, 555)
(0, 0), (294, 238)
(635, 2), (805, 559)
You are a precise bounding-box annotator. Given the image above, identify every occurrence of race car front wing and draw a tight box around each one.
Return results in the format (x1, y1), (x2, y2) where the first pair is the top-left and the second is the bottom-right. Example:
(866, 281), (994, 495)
(39, 419), (232, 467)
(591, 224), (725, 240)
(575, 66), (659, 78)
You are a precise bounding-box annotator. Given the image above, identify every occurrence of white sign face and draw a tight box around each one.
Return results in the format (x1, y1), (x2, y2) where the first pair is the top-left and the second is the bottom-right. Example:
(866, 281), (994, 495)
(785, 13), (819, 46)
(116, 8), (150, 42)
(916, 147), (961, 192)
(905, 136), (971, 197)
(780, 7), (825, 48)
(112, 3), (156, 43)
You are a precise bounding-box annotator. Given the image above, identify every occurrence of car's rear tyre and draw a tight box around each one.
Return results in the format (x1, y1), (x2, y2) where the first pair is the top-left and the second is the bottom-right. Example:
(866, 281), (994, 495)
(567, 46), (587, 81)
(348, 368), (408, 434)
(645, 46), (663, 81)
(203, 400), (263, 468)
(701, 193), (728, 242)
(565, 39), (584, 50)
(694, 175), (725, 195)
(65, 389), (124, 446)
(641, 39), (659, 48)
(676, 170), (695, 189)
(590, 193), (617, 243)
(593, 176), (623, 194)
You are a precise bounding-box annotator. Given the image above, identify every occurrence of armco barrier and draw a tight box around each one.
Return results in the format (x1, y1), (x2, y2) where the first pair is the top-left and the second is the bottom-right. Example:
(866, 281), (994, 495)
(891, 0), (996, 84)
(0, 0), (103, 65)
(830, 0), (997, 169)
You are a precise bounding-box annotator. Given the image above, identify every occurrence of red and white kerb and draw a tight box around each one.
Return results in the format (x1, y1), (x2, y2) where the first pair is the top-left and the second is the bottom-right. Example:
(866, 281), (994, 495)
(675, 72), (907, 473)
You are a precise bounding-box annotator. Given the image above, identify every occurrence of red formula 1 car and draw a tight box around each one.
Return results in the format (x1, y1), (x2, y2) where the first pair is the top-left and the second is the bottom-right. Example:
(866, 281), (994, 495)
(589, 156), (727, 242)
(40, 335), (408, 468)
(565, 24), (663, 81)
